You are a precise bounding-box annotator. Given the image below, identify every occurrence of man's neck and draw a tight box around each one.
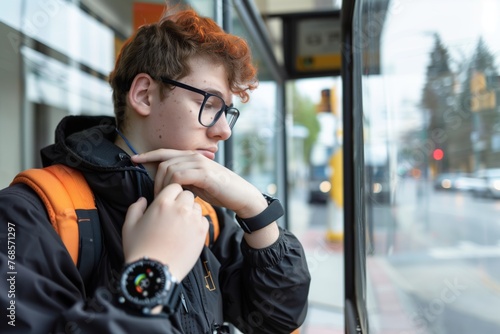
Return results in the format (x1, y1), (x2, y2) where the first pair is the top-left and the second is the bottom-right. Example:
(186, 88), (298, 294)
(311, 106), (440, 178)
(114, 131), (157, 179)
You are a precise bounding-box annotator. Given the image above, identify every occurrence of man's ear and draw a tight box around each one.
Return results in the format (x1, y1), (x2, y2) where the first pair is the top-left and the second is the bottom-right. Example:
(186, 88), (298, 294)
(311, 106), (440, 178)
(128, 73), (154, 116)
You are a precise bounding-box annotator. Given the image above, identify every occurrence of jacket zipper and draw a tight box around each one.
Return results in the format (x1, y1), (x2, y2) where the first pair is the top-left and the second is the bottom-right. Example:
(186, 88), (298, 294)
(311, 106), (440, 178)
(181, 291), (189, 313)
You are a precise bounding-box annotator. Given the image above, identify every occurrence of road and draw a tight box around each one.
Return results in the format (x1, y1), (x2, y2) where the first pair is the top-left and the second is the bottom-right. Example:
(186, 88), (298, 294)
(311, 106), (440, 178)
(292, 177), (500, 333)
(367, 178), (500, 334)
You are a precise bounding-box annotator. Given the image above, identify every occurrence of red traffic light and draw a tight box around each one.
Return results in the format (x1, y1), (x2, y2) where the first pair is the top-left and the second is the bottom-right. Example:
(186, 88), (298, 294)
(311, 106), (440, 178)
(433, 148), (444, 161)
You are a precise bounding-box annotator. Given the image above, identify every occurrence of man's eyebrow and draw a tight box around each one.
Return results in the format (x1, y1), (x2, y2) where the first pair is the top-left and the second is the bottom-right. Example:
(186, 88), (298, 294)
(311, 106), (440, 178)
(192, 83), (232, 103)
(203, 88), (232, 103)
(203, 88), (224, 96)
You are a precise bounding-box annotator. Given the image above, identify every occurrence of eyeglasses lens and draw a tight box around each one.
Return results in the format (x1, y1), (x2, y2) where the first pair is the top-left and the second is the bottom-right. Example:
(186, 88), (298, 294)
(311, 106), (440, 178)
(200, 96), (238, 128)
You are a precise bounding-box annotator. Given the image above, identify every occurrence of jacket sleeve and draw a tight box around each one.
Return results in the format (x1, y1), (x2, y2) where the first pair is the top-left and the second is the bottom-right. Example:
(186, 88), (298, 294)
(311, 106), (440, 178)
(211, 208), (311, 334)
(0, 184), (181, 334)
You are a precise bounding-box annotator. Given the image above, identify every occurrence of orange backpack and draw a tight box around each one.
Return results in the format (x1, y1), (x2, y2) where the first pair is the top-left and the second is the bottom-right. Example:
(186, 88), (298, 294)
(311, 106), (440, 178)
(11, 164), (220, 282)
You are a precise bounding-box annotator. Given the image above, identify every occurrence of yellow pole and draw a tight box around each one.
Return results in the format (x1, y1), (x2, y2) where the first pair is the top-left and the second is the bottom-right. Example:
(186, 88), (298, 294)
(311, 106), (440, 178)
(326, 148), (343, 242)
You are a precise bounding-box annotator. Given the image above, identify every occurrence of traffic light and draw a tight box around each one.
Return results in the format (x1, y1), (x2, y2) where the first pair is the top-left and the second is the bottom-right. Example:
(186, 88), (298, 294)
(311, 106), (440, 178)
(433, 148), (444, 161)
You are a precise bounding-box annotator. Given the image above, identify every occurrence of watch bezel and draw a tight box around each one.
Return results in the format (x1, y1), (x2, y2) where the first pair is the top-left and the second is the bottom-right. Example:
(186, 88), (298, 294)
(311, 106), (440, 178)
(118, 257), (179, 314)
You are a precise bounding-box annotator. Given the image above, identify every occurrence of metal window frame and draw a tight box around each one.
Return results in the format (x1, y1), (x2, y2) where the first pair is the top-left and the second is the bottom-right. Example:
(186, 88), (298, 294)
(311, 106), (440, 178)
(341, 0), (368, 333)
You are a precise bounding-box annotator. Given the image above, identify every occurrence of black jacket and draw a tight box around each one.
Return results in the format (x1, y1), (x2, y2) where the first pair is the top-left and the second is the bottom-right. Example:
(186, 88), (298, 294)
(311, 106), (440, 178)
(0, 116), (311, 334)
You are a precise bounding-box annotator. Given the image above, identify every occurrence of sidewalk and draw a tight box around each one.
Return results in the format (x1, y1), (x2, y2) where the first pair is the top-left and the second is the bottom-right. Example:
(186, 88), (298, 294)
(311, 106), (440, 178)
(294, 223), (421, 333)
(289, 194), (345, 334)
(299, 228), (344, 334)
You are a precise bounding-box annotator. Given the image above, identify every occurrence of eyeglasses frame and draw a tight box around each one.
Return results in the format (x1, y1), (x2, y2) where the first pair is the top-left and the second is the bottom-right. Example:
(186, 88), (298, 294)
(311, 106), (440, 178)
(158, 77), (240, 129)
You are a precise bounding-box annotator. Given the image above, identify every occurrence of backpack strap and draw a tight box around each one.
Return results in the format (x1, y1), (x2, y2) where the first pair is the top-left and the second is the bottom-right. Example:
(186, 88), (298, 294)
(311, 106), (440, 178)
(11, 165), (102, 283)
(195, 197), (220, 248)
(11, 165), (218, 275)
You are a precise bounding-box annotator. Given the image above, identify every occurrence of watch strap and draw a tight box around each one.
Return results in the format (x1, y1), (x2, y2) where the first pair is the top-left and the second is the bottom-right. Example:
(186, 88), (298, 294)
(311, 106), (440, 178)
(235, 194), (284, 233)
(161, 280), (182, 315)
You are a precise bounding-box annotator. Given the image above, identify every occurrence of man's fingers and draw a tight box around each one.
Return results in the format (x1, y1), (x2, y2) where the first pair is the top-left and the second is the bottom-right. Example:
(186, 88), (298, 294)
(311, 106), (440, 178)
(123, 197), (147, 228)
(175, 188), (196, 204)
(131, 149), (190, 163)
(127, 197), (148, 222)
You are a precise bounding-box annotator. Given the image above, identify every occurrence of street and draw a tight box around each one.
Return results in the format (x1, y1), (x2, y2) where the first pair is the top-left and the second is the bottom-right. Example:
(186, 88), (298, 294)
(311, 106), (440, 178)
(368, 178), (500, 334)
(290, 177), (500, 333)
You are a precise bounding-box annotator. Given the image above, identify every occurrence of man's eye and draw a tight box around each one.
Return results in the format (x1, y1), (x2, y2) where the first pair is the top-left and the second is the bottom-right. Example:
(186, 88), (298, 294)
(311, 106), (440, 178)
(192, 98), (204, 107)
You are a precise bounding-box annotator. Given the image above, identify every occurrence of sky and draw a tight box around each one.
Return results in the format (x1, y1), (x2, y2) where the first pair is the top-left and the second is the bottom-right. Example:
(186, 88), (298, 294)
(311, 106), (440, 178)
(291, 0), (500, 162)
(382, 0), (500, 102)
(295, 0), (500, 106)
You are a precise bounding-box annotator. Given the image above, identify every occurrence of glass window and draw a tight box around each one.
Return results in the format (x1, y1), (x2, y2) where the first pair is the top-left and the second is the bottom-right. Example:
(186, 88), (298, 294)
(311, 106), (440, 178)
(23, 47), (112, 115)
(12, 1), (117, 169)
(21, 0), (114, 75)
(287, 76), (344, 333)
(0, 2), (22, 29)
(230, 14), (280, 197)
(233, 81), (278, 195)
(360, 0), (500, 333)
(186, 0), (216, 19)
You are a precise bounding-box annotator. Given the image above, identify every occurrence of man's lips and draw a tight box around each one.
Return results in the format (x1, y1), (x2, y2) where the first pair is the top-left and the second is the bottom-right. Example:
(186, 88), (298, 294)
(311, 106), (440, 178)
(197, 149), (217, 160)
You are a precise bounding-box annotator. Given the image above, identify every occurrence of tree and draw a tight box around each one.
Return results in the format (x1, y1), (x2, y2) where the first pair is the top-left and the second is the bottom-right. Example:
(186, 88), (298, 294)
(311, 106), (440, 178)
(420, 33), (455, 174)
(471, 37), (498, 75)
(290, 83), (320, 163)
(457, 37), (499, 170)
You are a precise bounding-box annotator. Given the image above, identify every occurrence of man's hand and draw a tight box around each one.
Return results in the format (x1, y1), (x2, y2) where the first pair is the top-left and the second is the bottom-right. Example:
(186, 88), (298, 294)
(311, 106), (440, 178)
(132, 150), (268, 219)
(122, 183), (208, 280)
(132, 149), (280, 249)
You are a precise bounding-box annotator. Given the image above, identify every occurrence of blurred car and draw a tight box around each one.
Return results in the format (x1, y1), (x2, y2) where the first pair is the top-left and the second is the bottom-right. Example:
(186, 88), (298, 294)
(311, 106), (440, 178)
(308, 178), (331, 204)
(472, 168), (500, 198)
(453, 175), (485, 193)
(367, 164), (391, 204)
(433, 172), (467, 191)
(434, 172), (487, 195)
(308, 165), (331, 204)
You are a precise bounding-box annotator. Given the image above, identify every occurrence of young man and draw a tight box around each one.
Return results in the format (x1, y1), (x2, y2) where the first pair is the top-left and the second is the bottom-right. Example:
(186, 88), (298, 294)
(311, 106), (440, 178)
(0, 6), (310, 334)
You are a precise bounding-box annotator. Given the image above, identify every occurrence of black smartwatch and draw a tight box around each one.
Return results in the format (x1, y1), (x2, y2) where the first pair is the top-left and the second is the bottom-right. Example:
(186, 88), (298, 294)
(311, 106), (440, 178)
(117, 257), (181, 315)
(235, 194), (284, 234)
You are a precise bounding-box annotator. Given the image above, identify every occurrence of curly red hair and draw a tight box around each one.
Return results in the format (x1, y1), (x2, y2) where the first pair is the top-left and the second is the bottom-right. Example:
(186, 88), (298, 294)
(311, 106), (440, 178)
(109, 5), (258, 130)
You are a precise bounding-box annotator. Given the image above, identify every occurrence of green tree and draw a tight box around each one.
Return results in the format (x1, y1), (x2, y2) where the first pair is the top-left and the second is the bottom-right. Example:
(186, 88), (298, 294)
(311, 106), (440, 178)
(290, 83), (320, 163)
(471, 37), (498, 74)
(459, 37), (500, 169)
(420, 33), (455, 174)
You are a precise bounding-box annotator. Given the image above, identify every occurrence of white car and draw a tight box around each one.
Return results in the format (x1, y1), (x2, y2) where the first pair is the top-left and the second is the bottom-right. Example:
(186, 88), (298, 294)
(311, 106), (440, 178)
(472, 168), (500, 198)
(453, 175), (486, 193)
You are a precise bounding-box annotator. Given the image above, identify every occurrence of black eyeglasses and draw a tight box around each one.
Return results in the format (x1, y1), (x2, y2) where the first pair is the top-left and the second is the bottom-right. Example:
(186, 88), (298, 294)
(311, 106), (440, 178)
(158, 77), (239, 129)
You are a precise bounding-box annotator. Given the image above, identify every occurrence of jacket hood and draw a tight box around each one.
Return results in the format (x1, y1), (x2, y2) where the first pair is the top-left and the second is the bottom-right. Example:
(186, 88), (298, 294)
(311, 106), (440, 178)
(40, 115), (154, 206)
(42, 115), (125, 171)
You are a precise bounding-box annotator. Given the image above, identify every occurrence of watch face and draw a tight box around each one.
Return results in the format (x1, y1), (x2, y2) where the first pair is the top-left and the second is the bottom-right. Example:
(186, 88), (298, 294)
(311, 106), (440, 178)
(121, 260), (167, 306)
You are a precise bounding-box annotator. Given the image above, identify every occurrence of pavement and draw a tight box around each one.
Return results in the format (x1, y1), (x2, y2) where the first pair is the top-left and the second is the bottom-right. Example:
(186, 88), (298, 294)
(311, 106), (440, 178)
(288, 180), (500, 334)
(289, 193), (345, 334)
(298, 228), (344, 334)
(288, 191), (419, 334)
